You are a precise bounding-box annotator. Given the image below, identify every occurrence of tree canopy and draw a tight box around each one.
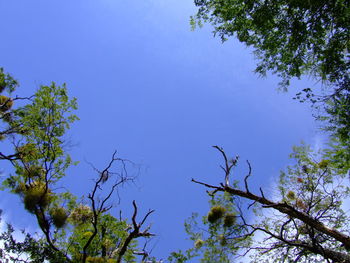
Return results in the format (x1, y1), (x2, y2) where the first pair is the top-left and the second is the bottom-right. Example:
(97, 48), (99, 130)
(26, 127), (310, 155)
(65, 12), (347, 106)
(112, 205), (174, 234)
(171, 0), (350, 262)
(192, 0), (350, 157)
(0, 0), (349, 262)
(0, 69), (156, 263)
(192, 0), (349, 92)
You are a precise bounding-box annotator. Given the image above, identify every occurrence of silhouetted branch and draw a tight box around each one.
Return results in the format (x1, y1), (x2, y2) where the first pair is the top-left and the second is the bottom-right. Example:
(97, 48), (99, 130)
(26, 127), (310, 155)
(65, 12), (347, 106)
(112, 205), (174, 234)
(116, 200), (155, 263)
(192, 146), (350, 262)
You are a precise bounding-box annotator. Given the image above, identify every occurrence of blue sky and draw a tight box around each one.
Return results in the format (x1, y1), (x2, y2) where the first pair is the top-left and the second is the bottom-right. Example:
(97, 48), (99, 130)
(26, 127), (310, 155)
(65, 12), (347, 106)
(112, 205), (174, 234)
(0, 0), (318, 260)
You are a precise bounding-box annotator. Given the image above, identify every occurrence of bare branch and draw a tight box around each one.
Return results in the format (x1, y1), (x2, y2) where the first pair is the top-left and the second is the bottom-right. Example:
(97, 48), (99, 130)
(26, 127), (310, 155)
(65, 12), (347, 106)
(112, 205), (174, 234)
(192, 146), (350, 262)
(116, 200), (155, 263)
(244, 160), (252, 192)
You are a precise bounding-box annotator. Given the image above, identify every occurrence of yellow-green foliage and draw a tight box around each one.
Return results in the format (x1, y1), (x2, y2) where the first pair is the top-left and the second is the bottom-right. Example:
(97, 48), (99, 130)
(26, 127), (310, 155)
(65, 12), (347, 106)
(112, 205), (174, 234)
(23, 181), (52, 213)
(2, 112), (12, 122)
(286, 191), (296, 200)
(18, 127), (30, 135)
(218, 234), (227, 246)
(86, 257), (106, 263)
(318, 159), (330, 169)
(0, 134), (5, 141)
(194, 239), (204, 249)
(17, 144), (39, 162)
(50, 207), (68, 228)
(0, 95), (13, 111)
(70, 205), (93, 224)
(207, 205), (226, 223)
(85, 258), (116, 263)
(24, 165), (45, 178)
(223, 213), (236, 227)
(14, 182), (26, 194)
(83, 231), (93, 239)
(102, 238), (113, 249)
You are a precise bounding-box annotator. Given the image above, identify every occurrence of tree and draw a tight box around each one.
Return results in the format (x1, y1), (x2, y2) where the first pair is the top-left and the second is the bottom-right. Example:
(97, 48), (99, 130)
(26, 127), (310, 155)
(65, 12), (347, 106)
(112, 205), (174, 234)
(168, 191), (251, 263)
(191, 0), (350, 164)
(185, 7), (350, 261)
(192, 0), (349, 92)
(185, 145), (350, 262)
(0, 69), (157, 263)
(0, 68), (33, 161)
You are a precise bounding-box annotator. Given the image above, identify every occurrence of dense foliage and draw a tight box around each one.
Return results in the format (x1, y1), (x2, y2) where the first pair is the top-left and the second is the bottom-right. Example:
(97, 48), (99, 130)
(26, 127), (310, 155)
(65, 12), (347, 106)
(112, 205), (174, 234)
(192, 0), (349, 91)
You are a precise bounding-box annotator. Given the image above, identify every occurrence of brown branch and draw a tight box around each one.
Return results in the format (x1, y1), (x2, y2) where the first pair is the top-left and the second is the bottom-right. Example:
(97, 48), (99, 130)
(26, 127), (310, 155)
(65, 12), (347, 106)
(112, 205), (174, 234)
(192, 178), (350, 251)
(244, 160), (252, 192)
(212, 145), (237, 186)
(82, 151), (132, 263)
(116, 201), (155, 263)
(0, 152), (20, 161)
(251, 225), (350, 263)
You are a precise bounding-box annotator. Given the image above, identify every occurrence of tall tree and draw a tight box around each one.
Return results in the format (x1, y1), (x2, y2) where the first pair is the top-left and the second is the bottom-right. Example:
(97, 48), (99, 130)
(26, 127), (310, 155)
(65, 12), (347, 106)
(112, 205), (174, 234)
(188, 8), (350, 261)
(0, 69), (157, 263)
(186, 145), (350, 262)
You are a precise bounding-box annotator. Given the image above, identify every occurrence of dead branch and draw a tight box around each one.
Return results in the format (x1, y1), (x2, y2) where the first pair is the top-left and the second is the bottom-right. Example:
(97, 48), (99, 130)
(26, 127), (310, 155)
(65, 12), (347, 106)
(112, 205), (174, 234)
(116, 200), (155, 263)
(82, 151), (135, 263)
(191, 146), (350, 262)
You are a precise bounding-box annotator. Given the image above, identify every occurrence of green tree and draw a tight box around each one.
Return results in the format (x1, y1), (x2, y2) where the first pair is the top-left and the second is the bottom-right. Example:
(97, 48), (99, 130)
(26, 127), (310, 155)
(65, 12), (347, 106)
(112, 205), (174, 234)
(187, 145), (350, 262)
(0, 69), (157, 263)
(169, 192), (251, 263)
(192, 0), (349, 91)
(192, 0), (350, 165)
(185, 7), (350, 261)
(0, 67), (31, 161)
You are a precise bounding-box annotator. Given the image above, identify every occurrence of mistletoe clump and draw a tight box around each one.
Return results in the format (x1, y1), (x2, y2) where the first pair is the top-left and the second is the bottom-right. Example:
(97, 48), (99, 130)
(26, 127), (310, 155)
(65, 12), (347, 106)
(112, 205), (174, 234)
(286, 191), (296, 200)
(207, 205), (226, 224)
(223, 213), (236, 228)
(50, 207), (69, 228)
(23, 181), (52, 213)
(0, 95), (13, 112)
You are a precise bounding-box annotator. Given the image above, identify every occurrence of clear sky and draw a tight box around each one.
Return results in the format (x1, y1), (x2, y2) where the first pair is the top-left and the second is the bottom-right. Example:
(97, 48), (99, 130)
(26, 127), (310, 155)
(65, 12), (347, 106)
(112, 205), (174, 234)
(0, 0), (318, 260)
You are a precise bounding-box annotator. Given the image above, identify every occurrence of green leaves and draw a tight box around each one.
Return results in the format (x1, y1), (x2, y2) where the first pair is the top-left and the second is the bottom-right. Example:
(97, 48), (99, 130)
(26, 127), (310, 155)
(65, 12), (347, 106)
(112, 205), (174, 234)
(170, 192), (250, 263)
(0, 67), (18, 93)
(193, 0), (349, 92)
(0, 73), (155, 262)
(12, 83), (78, 183)
(193, 0), (350, 175)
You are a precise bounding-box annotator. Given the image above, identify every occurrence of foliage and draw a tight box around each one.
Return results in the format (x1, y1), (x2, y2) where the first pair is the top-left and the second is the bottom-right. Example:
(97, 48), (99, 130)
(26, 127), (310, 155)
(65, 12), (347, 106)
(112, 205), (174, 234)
(0, 71), (156, 262)
(0, 221), (68, 263)
(169, 192), (251, 263)
(0, 0), (349, 261)
(0, 68), (18, 93)
(188, 6), (350, 261)
(192, 0), (350, 173)
(189, 145), (350, 262)
(322, 91), (350, 172)
(191, 0), (349, 91)
(68, 214), (137, 262)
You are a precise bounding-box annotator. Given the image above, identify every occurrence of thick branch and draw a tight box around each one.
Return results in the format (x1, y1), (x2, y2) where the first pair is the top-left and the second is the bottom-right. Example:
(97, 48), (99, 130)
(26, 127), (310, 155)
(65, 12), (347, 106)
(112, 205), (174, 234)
(191, 178), (350, 251)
